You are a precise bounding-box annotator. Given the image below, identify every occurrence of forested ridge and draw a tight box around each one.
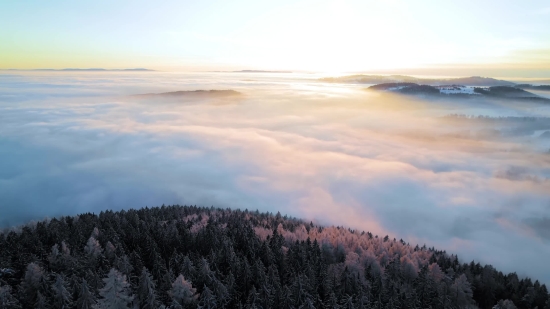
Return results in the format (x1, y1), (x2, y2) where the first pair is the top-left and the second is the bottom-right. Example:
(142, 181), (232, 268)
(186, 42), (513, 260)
(0, 205), (548, 308)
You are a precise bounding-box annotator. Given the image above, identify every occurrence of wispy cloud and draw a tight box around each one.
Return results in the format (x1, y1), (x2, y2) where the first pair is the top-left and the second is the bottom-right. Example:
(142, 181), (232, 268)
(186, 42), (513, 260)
(1, 72), (550, 283)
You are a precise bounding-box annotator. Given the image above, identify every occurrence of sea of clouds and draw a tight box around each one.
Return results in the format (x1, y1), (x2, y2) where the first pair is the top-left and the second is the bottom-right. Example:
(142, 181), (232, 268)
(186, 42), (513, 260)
(1, 71), (550, 283)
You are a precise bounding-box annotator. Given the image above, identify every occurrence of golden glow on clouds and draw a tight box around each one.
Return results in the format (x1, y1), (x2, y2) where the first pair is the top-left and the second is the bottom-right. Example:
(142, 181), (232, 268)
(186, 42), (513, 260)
(2, 72), (550, 281)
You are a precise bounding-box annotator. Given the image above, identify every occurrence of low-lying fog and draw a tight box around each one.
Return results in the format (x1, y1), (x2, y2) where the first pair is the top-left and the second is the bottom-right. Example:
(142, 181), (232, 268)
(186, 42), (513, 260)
(1, 72), (550, 283)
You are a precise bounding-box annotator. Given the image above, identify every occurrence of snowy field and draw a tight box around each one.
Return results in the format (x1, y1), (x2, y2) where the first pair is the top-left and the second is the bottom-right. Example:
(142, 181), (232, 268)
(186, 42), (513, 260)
(437, 85), (480, 95)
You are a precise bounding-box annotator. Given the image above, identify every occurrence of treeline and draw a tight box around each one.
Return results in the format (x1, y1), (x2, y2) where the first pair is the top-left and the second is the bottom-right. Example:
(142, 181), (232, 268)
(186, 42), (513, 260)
(514, 85), (550, 91)
(443, 115), (549, 122)
(0, 205), (548, 308)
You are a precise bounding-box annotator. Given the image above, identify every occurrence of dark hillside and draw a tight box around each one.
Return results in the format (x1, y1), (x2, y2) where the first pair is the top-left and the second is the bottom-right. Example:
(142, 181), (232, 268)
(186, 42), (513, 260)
(0, 205), (548, 308)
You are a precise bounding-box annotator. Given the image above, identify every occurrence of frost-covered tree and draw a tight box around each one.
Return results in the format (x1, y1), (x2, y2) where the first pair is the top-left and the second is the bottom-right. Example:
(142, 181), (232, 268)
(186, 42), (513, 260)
(324, 292), (339, 309)
(181, 256), (195, 281)
(115, 255), (134, 278)
(95, 268), (134, 309)
(211, 277), (230, 307)
(0, 205), (548, 309)
(291, 274), (313, 307)
(105, 242), (116, 261)
(198, 285), (217, 309)
(61, 241), (71, 256)
(84, 237), (103, 259)
(0, 285), (22, 309)
(60, 241), (73, 267)
(51, 274), (72, 308)
(450, 274), (474, 308)
(493, 299), (518, 309)
(168, 274), (198, 308)
(138, 267), (159, 309)
(76, 279), (96, 309)
(91, 227), (100, 239)
(48, 244), (61, 265)
(20, 262), (44, 306)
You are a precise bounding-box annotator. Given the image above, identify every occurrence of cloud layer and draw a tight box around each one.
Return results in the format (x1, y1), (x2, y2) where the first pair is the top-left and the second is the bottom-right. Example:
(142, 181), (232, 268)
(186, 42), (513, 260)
(1, 72), (550, 283)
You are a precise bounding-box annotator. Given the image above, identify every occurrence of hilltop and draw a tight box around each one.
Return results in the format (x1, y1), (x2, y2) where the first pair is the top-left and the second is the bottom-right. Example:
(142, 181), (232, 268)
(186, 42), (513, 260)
(320, 75), (515, 87)
(367, 83), (550, 101)
(0, 205), (548, 308)
(130, 89), (242, 99)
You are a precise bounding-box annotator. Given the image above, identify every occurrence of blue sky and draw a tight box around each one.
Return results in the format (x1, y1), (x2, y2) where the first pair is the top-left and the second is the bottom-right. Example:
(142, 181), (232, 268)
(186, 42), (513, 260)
(1, 0), (550, 75)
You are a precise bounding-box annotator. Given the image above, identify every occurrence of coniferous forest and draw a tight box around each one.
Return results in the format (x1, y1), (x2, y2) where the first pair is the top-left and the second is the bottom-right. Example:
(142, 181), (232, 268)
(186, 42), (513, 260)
(0, 205), (548, 309)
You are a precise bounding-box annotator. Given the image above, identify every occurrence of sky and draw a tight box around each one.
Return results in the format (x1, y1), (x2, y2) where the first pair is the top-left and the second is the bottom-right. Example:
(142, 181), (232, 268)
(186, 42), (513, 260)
(1, 0), (550, 76)
(1, 72), (550, 283)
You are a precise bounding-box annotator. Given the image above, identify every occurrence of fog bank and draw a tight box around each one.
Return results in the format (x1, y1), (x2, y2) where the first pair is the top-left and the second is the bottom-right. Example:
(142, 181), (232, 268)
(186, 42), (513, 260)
(1, 71), (550, 283)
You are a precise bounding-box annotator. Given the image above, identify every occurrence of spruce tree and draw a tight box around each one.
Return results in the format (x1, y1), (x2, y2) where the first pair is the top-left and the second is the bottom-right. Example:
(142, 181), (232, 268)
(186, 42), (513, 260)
(169, 274), (198, 308)
(0, 285), (22, 309)
(35, 291), (48, 309)
(198, 285), (217, 309)
(138, 267), (159, 309)
(245, 286), (260, 309)
(96, 268), (134, 309)
(20, 262), (44, 307)
(51, 274), (72, 308)
(76, 279), (96, 309)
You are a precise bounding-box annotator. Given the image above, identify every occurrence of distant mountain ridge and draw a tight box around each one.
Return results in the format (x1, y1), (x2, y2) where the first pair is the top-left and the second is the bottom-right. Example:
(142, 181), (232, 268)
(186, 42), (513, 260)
(130, 89), (241, 99)
(3, 68), (154, 72)
(235, 70), (293, 73)
(321, 75), (515, 86)
(368, 83), (550, 101)
(210, 70), (294, 73)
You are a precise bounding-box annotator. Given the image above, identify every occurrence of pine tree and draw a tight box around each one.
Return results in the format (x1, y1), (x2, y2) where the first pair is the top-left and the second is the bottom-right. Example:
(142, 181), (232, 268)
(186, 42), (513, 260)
(60, 241), (73, 271)
(20, 262), (44, 307)
(115, 255), (134, 278)
(84, 237), (103, 259)
(342, 295), (355, 309)
(76, 279), (96, 309)
(169, 274), (198, 308)
(0, 285), (22, 309)
(280, 286), (294, 309)
(48, 244), (61, 268)
(169, 299), (183, 309)
(450, 274), (474, 308)
(105, 242), (116, 261)
(301, 297), (316, 309)
(95, 268), (134, 309)
(51, 274), (72, 308)
(245, 286), (260, 309)
(325, 292), (340, 309)
(35, 291), (48, 309)
(198, 285), (217, 309)
(138, 267), (159, 309)
(292, 274), (313, 307)
(0, 206), (545, 309)
(259, 283), (273, 309)
(181, 256), (196, 282)
(493, 299), (518, 309)
(211, 277), (230, 307)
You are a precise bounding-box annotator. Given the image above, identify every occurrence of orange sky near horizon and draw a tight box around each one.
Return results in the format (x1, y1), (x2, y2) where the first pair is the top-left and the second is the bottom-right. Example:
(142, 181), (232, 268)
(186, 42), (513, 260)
(1, 0), (549, 78)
